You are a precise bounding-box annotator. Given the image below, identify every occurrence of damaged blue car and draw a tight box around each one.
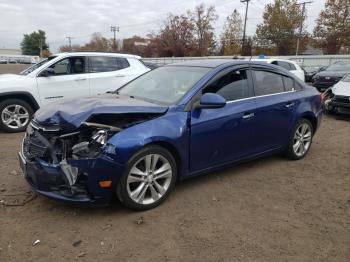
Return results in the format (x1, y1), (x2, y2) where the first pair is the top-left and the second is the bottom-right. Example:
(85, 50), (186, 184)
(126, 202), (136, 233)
(19, 60), (322, 210)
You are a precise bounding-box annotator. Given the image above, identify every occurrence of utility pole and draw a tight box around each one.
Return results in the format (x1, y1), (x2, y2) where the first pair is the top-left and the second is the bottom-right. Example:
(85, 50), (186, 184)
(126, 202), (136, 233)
(110, 26), (119, 52)
(66, 36), (74, 51)
(296, 1), (313, 55)
(38, 38), (43, 58)
(240, 0), (250, 55)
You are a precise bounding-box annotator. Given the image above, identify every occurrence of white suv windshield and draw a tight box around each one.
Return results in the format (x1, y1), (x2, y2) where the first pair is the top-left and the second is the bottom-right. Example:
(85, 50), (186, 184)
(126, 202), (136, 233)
(118, 66), (210, 105)
(20, 56), (57, 75)
(342, 74), (350, 82)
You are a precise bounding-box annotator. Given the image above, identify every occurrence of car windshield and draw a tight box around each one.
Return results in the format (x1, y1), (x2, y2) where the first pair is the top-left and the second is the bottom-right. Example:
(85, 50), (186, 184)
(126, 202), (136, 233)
(342, 74), (350, 82)
(326, 63), (350, 71)
(118, 66), (210, 105)
(20, 56), (57, 75)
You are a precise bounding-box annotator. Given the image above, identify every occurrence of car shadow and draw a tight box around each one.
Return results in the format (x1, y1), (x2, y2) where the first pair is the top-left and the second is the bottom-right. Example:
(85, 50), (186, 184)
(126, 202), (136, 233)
(37, 153), (284, 216)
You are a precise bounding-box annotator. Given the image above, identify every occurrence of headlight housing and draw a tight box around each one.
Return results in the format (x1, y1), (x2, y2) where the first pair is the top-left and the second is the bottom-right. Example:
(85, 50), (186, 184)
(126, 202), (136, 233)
(92, 130), (108, 146)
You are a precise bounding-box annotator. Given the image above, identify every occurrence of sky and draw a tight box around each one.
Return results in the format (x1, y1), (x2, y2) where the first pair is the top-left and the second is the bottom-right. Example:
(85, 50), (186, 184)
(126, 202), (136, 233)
(0, 0), (326, 52)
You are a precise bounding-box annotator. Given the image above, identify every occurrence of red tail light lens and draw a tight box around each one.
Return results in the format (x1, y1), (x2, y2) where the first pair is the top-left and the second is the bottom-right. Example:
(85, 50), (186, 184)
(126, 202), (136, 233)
(320, 93), (325, 103)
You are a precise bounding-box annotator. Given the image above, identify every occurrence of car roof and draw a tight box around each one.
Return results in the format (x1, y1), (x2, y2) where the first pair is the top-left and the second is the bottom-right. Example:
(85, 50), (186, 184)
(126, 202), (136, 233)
(166, 59), (293, 69)
(52, 52), (141, 59)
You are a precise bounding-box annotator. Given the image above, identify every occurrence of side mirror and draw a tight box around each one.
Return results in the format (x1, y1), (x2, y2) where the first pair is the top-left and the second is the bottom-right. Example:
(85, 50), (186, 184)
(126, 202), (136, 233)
(39, 68), (55, 77)
(194, 93), (226, 109)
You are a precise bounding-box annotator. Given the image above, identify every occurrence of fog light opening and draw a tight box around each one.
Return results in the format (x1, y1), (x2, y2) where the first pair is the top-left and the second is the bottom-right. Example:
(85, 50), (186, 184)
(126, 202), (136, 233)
(99, 181), (112, 188)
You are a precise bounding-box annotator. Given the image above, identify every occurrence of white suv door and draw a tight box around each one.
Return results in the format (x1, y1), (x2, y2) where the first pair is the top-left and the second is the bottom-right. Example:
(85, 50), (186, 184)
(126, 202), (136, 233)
(88, 56), (144, 95)
(36, 56), (90, 105)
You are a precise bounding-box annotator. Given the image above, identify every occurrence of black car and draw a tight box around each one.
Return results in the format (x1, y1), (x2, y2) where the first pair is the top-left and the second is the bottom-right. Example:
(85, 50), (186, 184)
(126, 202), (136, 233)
(303, 65), (326, 82)
(313, 62), (350, 92)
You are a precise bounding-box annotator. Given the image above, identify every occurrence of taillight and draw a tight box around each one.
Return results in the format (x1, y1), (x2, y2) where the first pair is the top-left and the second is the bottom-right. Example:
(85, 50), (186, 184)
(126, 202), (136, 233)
(320, 92), (325, 103)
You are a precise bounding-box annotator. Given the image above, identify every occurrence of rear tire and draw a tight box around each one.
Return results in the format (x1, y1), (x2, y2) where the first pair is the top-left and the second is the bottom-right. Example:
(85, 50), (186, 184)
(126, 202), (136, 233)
(116, 145), (177, 211)
(0, 99), (33, 133)
(284, 119), (314, 160)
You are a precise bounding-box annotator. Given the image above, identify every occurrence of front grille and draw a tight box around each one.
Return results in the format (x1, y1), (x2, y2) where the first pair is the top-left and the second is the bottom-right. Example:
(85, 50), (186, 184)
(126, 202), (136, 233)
(23, 135), (48, 159)
(333, 96), (350, 104)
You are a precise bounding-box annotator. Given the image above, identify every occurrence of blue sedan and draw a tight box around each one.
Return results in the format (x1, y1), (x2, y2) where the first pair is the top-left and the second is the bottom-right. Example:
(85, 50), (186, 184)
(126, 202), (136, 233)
(19, 60), (322, 210)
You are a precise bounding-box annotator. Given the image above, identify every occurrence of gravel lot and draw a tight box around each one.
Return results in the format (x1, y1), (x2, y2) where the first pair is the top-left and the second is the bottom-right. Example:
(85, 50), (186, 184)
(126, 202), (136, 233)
(0, 65), (349, 262)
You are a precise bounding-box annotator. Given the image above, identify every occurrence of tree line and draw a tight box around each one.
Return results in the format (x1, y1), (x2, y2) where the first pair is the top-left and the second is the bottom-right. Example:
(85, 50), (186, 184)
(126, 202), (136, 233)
(21, 0), (350, 57)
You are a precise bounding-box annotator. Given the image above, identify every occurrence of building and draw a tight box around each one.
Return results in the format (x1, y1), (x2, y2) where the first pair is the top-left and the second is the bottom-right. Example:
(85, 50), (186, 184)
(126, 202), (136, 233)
(0, 48), (21, 55)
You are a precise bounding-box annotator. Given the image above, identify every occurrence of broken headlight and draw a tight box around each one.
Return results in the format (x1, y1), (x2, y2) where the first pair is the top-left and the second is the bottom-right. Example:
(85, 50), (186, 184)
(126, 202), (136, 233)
(92, 130), (108, 146)
(71, 129), (111, 159)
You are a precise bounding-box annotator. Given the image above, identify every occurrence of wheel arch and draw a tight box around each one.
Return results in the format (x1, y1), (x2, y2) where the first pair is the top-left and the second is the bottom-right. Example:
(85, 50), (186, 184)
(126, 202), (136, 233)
(145, 140), (183, 181)
(298, 112), (318, 133)
(0, 92), (40, 111)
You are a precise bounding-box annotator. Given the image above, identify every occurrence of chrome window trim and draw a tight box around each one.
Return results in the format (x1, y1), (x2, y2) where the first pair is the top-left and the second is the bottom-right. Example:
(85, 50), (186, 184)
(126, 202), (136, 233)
(226, 90), (297, 104)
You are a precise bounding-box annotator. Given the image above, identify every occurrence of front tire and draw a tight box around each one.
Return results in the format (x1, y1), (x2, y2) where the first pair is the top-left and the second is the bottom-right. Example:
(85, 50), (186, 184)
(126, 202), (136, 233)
(117, 145), (177, 211)
(285, 119), (314, 160)
(0, 99), (33, 133)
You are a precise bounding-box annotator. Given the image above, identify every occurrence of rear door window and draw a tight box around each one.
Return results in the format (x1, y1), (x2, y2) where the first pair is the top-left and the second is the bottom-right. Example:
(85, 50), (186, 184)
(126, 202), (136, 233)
(89, 56), (130, 73)
(253, 70), (285, 96)
(272, 61), (297, 71)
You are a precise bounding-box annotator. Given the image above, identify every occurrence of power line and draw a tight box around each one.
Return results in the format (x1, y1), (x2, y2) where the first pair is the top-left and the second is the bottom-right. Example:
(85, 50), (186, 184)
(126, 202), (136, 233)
(296, 1), (313, 55)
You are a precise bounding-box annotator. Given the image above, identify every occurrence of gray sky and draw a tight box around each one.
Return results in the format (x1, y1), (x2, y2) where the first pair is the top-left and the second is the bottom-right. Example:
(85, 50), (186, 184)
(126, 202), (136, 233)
(0, 0), (326, 52)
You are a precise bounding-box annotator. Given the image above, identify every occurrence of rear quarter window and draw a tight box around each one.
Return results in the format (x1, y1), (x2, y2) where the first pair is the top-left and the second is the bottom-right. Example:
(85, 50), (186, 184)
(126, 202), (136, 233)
(89, 56), (130, 73)
(282, 76), (303, 91)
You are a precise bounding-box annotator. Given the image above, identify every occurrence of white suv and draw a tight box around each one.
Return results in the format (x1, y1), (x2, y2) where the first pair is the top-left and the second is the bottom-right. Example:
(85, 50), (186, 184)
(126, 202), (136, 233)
(251, 58), (305, 82)
(0, 52), (150, 132)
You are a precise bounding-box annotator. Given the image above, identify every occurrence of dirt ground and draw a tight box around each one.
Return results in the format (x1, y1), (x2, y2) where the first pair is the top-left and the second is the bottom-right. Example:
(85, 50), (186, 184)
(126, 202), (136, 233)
(0, 66), (349, 262)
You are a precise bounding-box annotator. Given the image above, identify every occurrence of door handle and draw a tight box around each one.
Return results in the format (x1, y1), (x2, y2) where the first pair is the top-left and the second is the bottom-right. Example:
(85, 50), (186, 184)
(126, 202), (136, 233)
(115, 74), (126, 77)
(75, 78), (87, 81)
(242, 112), (255, 119)
(285, 102), (295, 108)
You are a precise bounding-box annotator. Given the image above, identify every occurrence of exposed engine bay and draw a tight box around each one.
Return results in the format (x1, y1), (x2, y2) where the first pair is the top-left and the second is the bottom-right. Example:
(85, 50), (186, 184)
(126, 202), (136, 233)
(22, 113), (163, 191)
(323, 88), (350, 115)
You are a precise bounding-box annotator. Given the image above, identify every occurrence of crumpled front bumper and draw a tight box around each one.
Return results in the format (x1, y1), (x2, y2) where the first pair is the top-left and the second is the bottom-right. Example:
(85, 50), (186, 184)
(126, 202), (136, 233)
(19, 151), (125, 205)
(328, 99), (350, 114)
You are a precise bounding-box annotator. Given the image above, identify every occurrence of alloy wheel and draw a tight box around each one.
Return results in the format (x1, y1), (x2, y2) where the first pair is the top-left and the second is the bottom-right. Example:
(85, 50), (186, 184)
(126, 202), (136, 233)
(126, 154), (173, 205)
(293, 123), (312, 157)
(1, 104), (30, 129)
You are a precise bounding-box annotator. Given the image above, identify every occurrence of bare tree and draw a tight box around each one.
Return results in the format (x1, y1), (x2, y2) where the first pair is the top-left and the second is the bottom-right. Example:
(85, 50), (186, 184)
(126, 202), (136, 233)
(221, 9), (243, 55)
(189, 4), (218, 56)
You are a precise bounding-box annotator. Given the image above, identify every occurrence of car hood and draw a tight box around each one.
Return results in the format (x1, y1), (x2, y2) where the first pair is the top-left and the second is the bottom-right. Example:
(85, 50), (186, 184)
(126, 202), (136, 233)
(0, 73), (26, 82)
(35, 94), (168, 130)
(332, 81), (350, 97)
(315, 71), (349, 78)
